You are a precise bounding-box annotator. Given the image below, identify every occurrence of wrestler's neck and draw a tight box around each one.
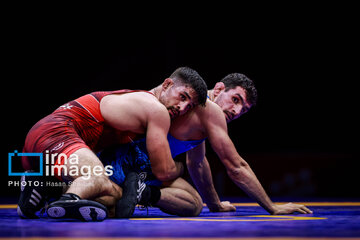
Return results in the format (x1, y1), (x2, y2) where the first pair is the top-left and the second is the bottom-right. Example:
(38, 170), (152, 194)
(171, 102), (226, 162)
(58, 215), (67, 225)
(149, 86), (161, 99)
(150, 87), (216, 102)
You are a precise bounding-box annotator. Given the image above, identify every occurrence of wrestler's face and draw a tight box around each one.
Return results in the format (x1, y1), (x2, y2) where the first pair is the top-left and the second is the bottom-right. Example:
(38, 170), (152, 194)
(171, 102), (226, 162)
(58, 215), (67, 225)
(213, 83), (252, 123)
(159, 78), (198, 119)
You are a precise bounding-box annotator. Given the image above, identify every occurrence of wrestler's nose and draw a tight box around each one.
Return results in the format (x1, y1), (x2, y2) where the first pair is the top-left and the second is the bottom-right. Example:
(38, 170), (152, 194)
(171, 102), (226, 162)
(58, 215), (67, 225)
(233, 105), (242, 116)
(178, 101), (190, 115)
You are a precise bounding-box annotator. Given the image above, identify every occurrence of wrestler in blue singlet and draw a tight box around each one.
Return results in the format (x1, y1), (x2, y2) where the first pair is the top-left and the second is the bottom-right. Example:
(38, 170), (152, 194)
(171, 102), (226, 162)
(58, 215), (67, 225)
(98, 134), (205, 186)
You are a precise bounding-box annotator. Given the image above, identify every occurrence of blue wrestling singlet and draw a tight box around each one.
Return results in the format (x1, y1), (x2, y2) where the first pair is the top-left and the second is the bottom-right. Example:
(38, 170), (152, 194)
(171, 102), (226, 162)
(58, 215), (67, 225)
(98, 134), (205, 186)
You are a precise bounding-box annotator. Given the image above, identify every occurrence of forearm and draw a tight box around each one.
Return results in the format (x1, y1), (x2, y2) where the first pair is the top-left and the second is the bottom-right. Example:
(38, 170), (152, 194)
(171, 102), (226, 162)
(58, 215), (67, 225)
(227, 161), (276, 214)
(188, 158), (221, 210)
(148, 139), (183, 181)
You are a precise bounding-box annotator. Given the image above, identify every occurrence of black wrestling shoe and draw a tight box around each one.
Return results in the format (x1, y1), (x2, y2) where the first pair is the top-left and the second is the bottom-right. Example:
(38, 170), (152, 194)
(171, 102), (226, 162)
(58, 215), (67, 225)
(47, 193), (108, 221)
(17, 171), (64, 219)
(138, 184), (161, 207)
(17, 172), (47, 219)
(115, 172), (146, 218)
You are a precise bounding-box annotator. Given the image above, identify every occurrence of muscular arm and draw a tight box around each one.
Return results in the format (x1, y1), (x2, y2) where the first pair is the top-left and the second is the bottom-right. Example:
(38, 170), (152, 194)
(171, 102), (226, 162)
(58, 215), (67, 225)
(187, 142), (236, 212)
(204, 105), (312, 214)
(100, 93), (182, 182)
(209, 129), (277, 213)
(187, 142), (221, 211)
(146, 111), (183, 181)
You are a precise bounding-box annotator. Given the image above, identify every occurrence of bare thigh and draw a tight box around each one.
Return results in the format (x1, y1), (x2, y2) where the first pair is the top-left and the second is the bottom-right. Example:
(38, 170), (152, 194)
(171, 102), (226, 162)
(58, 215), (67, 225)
(61, 148), (107, 181)
(61, 148), (119, 201)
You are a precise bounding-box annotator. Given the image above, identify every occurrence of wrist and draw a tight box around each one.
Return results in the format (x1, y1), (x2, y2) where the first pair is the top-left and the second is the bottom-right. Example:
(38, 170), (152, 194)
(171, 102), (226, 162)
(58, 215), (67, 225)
(207, 202), (222, 212)
(268, 204), (278, 215)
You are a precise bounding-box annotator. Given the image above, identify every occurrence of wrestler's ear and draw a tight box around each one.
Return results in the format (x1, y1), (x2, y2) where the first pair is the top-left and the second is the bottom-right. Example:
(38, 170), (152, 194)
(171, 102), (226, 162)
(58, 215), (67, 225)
(213, 82), (225, 97)
(162, 78), (174, 90)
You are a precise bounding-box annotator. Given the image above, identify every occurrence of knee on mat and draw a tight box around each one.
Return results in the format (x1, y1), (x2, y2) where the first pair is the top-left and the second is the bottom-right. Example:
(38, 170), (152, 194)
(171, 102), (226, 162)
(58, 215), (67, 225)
(182, 196), (203, 217)
(193, 196), (203, 216)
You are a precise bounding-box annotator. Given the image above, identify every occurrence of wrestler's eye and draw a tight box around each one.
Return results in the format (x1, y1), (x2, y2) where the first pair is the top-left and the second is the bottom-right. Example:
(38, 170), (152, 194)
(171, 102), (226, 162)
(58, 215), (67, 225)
(233, 97), (239, 104)
(180, 94), (186, 101)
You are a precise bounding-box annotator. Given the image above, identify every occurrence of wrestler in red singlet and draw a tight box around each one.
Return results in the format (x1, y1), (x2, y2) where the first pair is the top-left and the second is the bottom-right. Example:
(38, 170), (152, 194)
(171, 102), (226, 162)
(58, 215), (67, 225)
(22, 90), (152, 176)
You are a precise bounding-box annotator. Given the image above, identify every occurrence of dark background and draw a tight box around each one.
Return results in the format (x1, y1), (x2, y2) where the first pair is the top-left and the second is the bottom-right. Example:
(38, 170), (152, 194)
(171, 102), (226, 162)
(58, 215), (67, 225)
(2, 6), (359, 200)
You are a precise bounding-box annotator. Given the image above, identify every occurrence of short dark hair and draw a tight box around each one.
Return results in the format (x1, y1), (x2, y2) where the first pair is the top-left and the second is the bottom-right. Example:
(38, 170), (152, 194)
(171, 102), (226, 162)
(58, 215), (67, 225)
(170, 67), (208, 106)
(221, 73), (258, 106)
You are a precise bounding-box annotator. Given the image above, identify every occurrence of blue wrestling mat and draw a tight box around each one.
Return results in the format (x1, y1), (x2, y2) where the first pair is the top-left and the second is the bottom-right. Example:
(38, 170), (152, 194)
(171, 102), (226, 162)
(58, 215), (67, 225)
(1, 199), (360, 239)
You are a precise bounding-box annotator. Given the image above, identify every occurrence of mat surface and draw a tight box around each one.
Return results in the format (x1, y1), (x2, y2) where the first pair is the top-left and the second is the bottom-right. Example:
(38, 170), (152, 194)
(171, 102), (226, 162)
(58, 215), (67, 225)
(1, 200), (360, 239)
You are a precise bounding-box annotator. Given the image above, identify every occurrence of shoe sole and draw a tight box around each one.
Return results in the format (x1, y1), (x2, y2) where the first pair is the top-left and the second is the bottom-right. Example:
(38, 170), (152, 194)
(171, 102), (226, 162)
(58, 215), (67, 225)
(115, 172), (139, 218)
(116, 198), (137, 218)
(47, 205), (107, 221)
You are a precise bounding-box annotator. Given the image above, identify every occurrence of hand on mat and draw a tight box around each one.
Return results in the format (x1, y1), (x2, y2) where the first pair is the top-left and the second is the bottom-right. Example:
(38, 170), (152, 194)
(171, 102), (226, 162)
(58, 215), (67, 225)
(272, 202), (313, 215)
(209, 201), (236, 212)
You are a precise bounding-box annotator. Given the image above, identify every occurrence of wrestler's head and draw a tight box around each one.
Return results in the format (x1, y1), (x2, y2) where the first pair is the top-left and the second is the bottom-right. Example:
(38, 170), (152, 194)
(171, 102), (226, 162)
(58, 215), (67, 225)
(158, 67), (207, 119)
(212, 73), (257, 123)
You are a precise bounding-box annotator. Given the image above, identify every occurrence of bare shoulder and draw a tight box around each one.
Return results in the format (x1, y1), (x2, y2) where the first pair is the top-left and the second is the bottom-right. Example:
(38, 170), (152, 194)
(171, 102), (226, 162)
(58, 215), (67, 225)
(101, 91), (164, 114)
(197, 99), (226, 125)
(101, 91), (155, 103)
(100, 91), (169, 131)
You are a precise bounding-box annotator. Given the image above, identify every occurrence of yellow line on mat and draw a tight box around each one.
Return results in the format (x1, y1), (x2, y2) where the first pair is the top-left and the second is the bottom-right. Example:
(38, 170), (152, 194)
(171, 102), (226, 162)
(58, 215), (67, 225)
(230, 202), (360, 206)
(1, 202), (360, 209)
(1, 237), (360, 240)
(0, 204), (17, 209)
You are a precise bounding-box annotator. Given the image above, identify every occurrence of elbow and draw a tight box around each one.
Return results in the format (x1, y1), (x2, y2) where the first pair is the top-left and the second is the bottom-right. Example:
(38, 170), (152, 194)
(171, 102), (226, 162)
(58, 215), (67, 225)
(227, 167), (242, 180)
(154, 172), (173, 182)
(226, 159), (249, 181)
(153, 166), (178, 182)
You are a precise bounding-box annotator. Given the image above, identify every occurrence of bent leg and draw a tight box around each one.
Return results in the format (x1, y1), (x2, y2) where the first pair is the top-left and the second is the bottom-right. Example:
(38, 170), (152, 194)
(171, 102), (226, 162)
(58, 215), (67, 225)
(94, 180), (122, 218)
(62, 148), (120, 207)
(156, 177), (203, 217)
(47, 148), (121, 221)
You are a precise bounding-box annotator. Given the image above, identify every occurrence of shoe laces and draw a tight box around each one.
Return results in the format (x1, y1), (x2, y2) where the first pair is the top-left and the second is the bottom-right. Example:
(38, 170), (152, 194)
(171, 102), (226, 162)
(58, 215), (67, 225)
(39, 202), (48, 218)
(137, 204), (149, 215)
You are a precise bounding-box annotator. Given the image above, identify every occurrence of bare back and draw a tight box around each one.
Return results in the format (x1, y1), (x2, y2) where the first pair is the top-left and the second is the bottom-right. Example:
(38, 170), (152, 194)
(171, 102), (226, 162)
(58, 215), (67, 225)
(100, 91), (167, 133)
